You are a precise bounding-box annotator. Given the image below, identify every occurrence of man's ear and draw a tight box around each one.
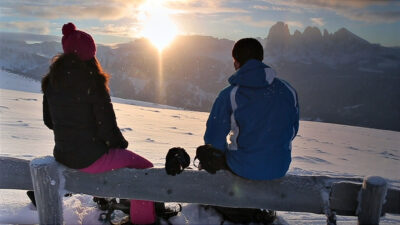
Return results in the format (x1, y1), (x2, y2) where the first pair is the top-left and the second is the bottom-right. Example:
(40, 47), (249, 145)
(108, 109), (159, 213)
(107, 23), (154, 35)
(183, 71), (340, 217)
(234, 58), (241, 70)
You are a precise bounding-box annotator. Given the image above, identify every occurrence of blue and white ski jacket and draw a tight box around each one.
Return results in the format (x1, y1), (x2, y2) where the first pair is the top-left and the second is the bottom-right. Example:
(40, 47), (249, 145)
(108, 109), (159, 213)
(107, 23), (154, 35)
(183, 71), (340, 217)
(204, 59), (299, 180)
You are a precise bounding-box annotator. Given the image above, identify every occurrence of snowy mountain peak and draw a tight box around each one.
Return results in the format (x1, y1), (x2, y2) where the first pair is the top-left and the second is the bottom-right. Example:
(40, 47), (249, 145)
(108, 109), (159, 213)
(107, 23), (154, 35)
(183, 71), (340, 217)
(302, 26), (323, 41)
(293, 30), (302, 38)
(323, 29), (330, 38)
(265, 22), (371, 48)
(332, 27), (369, 44)
(266, 21), (290, 46)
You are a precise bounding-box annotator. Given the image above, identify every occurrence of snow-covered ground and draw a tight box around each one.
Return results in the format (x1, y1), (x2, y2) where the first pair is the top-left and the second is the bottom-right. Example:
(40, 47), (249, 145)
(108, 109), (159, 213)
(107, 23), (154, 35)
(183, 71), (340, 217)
(1, 70), (399, 224)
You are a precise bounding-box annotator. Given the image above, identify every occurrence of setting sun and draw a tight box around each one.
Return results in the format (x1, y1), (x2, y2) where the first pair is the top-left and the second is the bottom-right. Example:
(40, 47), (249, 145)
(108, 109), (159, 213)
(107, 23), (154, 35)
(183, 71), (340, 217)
(139, 0), (178, 51)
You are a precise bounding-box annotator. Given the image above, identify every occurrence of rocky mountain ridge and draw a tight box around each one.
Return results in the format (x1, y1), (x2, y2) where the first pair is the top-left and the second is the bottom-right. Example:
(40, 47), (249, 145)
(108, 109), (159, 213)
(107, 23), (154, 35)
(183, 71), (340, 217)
(0, 22), (399, 130)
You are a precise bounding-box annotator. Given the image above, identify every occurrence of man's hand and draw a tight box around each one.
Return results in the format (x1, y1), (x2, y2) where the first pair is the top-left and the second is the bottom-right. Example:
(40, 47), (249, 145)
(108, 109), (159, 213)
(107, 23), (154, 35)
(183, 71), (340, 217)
(195, 144), (227, 174)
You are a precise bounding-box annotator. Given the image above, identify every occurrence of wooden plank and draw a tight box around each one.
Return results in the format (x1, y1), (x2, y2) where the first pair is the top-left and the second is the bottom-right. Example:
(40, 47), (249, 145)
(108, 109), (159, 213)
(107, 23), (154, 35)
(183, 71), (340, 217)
(64, 167), (400, 216)
(64, 167), (331, 214)
(383, 187), (400, 214)
(0, 156), (32, 190)
(330, 181), (360, 216)
(1, 156), (399, 219)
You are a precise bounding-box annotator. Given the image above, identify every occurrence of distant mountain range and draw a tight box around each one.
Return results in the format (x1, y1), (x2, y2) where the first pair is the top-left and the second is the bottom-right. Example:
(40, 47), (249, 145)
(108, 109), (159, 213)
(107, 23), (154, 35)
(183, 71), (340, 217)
(1, 22), (399, 131)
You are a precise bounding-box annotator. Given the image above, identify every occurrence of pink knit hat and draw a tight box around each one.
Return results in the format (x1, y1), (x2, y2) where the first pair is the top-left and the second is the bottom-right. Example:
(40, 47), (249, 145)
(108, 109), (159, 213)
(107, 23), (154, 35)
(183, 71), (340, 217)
(61, 23), (96, 61)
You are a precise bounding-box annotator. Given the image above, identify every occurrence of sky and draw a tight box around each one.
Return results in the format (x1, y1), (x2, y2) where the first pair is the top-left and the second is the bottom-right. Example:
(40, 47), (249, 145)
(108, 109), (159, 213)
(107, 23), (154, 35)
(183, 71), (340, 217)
(0, 0), (400, 47)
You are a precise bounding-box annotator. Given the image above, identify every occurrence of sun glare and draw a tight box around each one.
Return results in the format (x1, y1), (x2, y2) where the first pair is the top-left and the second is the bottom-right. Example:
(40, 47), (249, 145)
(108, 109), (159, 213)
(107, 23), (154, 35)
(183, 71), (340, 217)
(139, 0), (178, 51)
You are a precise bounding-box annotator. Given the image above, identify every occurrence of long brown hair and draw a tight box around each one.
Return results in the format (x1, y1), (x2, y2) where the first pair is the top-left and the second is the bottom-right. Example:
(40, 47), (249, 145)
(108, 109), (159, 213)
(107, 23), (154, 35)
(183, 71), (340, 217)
(41, 53), (110, 94)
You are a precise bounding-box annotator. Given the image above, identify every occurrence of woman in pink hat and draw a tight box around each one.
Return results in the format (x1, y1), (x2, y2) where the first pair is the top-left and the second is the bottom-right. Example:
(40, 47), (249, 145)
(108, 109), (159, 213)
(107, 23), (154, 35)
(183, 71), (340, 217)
(41, 23), (156, 225)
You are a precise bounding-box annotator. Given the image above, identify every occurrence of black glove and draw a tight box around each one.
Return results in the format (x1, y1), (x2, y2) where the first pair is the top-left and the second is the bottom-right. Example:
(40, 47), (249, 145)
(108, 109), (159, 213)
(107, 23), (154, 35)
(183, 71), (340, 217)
(165, 147), (190, 176)
(195, 144), (226, 174)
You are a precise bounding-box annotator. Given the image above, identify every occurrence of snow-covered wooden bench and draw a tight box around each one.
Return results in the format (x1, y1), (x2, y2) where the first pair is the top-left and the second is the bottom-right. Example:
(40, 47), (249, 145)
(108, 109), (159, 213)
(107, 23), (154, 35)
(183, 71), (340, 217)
(1, 156), (399, 225)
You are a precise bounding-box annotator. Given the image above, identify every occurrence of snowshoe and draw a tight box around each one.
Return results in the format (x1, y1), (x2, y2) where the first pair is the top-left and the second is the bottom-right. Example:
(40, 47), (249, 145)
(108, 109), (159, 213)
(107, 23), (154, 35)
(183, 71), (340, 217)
(155, 202), (182, 221)
(95, 198), (181, 225)
(208, 206), (276, 225)
(99, 209), (130, 225)
(110, 210), (130, 225)
(94, 197), (113, 210)
(98, 209), (113, 223)
(94, 197), (130, 214)
(95, 197), (129, 224)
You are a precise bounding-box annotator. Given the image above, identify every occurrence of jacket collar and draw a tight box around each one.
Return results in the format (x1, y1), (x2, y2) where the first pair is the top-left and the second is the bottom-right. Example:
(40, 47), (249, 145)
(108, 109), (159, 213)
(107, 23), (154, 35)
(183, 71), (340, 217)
(228, 59), (276, 87)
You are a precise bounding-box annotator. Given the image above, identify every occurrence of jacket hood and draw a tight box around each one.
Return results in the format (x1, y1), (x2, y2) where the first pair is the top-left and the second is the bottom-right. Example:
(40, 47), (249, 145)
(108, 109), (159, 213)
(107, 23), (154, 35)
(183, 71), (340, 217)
(228, 59), (276, 88)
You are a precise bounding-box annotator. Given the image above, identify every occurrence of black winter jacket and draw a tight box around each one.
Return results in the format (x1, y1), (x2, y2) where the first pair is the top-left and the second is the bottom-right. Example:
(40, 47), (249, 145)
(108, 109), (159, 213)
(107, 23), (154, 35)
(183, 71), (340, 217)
(43, 56), (128, 169)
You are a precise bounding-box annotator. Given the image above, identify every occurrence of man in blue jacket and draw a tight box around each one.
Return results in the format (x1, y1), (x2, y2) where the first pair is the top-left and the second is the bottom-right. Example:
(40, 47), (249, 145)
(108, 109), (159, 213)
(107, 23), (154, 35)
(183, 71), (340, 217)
(198, 38), (299, 180)
(194, 38), (299, 224)
(165, 38), (299, 223)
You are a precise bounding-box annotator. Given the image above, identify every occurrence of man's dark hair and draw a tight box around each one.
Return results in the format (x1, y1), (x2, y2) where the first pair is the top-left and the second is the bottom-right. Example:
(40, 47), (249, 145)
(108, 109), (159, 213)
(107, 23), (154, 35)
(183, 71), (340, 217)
(232, 38), (264, 66)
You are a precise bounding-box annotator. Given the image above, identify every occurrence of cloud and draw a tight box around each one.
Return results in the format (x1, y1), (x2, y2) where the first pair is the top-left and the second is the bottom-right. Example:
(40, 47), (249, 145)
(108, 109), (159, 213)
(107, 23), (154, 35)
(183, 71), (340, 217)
(311, 17), (324, 26)
(88, 24), (135, 36)
(225, 16), (304, 29)
(286, 21), (304, 29)
(166, 0), (248, 15)
(338, 9), (400, 23)
(253, 5), (270, 10)
(225, 16), (276, 27)
(1, 0), (144, 20)
(0, 21), (50, 34)
(252, 4), (301, 13)
(264, 0), (400, 23)
(265, 0), (391, 9)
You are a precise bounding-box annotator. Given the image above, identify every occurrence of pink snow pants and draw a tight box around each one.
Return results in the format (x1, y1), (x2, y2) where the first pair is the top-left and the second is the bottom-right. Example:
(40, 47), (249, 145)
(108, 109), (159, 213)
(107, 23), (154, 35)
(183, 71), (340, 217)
(80, 148), (156, 224)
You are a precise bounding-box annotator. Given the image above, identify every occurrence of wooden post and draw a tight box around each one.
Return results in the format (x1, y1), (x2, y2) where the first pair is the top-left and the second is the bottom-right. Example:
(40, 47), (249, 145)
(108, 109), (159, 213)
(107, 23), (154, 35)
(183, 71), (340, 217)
(357, 176), (387, 225)
(30, 156), (63, 224)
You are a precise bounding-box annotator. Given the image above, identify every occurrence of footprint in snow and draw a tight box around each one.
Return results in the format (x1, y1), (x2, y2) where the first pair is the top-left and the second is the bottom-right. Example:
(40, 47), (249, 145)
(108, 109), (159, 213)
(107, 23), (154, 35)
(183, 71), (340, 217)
(140, 108), (160, 112)
(120, 128), (133, 132)
(12, 98), (37, 101)
(293, 156), (331, 164)
(3, 121), (29, 127)
(380, 151), (399, 161)
(11, 135), (29, 140)
(146, 138), (155, 143)
(315, 149), (328, 154)
(0, 106), (9, 109)
(347, 146), (360, 151)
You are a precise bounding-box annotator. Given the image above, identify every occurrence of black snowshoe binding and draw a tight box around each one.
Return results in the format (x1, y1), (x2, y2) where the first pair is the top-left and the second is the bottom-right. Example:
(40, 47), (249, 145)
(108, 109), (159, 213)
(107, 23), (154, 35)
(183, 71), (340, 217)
(94, 197), (130, 213)
(94, 197), (181, 225)
(94, 197), (130, 224)
(155, 202), (182, 223)
(206, 206), (276, 225)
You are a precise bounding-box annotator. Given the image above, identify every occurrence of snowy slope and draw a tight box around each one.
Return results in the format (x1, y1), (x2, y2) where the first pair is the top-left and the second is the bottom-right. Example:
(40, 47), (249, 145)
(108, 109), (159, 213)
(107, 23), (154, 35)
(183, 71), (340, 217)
(0, 69), (41, 93)
(0, 70), (399, 224)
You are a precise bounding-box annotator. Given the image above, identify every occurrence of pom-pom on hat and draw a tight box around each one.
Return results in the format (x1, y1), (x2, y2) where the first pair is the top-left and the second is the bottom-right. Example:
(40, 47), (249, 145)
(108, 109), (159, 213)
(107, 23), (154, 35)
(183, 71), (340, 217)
(61, 23), (96, 61)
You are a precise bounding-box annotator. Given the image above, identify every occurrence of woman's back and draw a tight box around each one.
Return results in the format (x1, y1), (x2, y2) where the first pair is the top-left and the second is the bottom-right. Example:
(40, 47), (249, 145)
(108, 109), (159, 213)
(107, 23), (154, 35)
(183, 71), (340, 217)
(42, 54), (127, 169)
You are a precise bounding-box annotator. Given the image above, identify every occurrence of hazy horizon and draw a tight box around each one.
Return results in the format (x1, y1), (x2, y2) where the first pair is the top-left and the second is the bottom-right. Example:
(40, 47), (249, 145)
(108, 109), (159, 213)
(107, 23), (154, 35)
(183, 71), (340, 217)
(1, 23), (399, 49)
(1, 0), (399, 48)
